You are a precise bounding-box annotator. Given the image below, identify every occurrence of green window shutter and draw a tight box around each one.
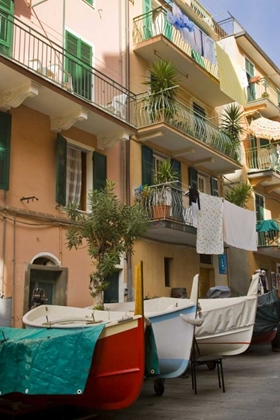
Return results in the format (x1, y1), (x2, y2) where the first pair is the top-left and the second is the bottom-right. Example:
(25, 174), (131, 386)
(0, 111), (11, 191)
(245, 58), (256, 101)
(93, 152), (107, 190)
(210, 177), (219, 196)
(56, 134), (67, 206)
(255, 194), (265, 221)
(171, 158), (181, 186)
(0, 0), (14, 56)
(188, 167), (197, 190)
(142, 146), (153, 186)
(143, 0), (152, 40)
(65, 31), (92, 100)
(84, 0), (93, 5)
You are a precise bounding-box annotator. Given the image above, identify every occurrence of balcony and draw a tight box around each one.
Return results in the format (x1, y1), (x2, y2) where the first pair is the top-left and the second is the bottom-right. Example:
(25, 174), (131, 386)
(245, 144), (280, 194)
(256, 219), (280, 257)
(134, 90), (242, 174)
(132, 7), (233, 108)
(135, 183), (196, 246)
(245, 77), (280, 119)
(0, 12), (137, 140)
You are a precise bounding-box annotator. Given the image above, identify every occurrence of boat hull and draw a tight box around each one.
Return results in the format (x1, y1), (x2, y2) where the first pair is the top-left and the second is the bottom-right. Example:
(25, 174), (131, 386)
(1, 316), (145, 411)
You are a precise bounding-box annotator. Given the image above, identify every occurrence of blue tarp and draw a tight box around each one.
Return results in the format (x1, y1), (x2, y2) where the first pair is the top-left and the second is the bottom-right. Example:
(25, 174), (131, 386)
(0, 325), (105, 396)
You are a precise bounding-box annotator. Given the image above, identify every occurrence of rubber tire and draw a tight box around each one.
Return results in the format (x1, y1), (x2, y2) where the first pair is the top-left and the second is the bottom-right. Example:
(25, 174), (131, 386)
(207, 361), (217, 370)
(154, 378), (165, 396)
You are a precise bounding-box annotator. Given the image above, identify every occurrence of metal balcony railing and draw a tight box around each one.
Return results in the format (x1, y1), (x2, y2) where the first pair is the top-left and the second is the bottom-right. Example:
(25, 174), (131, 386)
(136, 90), (241, 163)
(256, 219), (280, 248)
(132, 7), (219, 79)
(0, 11), (137, 126)
(245, 144), (280, 172)
(135, 182), (194, 226)
(248, 77), (280, 109)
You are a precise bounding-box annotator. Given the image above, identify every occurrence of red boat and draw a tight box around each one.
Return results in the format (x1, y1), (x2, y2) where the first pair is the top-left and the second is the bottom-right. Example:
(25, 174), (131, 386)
(0, 312), (145, 413)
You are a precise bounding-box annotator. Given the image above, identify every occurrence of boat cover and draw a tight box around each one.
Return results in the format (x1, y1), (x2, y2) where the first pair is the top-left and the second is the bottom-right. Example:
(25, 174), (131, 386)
(0, 324), (105, 396)
(254, 290), (279, 334)
(196, 296), (257, 338)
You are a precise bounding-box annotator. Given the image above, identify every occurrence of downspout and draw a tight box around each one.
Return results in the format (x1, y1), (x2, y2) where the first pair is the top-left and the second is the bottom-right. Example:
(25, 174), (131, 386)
(12, 214), (16, 326)
(0, 193), (7, 297)
(125, 0), (132, 301)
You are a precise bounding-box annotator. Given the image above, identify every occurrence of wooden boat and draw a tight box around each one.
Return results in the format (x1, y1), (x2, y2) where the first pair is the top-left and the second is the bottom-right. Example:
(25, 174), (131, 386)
(196, 273), (260, 356)
(106, 274), (199, 379)
(0, 305), (145, 410)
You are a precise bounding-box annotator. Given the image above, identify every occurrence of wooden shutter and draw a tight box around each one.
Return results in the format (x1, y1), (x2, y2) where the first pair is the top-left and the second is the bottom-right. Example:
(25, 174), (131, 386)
(143, 0), (152, 40)
(93, 152), (107, 190)
(0, 111), (11, 191)
(56, 134), (67, 206)
(65, 31), (92, 100)
(171, 158), (181, 186)
(255, 194), (265, 221)
(245, 58), (256, 101)
(210, 177), (219, 196)
(142, 146), (153, 186)
(85, 0), (93, 5)
(188, 167), (197, 190)
(0, 0), (14, 56)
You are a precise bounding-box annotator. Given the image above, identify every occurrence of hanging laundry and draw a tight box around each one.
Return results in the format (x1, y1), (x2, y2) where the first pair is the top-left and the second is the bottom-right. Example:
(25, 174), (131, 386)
(223, 200), (258, 251)
(196, 193), (224, 255)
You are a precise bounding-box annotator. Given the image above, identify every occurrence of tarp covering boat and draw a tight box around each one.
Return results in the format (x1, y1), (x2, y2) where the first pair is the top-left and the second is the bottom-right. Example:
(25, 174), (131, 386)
(0, 325), (105, 396)
(254, 290), (279, 334)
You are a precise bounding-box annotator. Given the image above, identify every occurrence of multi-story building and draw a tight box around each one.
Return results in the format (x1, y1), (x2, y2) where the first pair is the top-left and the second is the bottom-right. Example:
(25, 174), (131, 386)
(1, 0), (280, 328)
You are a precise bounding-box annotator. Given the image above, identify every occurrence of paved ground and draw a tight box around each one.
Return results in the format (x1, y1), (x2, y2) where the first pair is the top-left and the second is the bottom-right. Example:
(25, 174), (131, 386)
(2, 343), (280, 419)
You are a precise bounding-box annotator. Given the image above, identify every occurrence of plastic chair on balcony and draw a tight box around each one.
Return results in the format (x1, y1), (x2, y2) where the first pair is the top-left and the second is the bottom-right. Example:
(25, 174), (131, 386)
(108, 93), (128, 119)
(28, 58), (73, 91)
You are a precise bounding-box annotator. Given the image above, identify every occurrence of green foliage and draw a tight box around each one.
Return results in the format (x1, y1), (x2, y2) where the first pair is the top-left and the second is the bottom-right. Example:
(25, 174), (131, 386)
(153, 159), (179, 184)
(223, 182), (252, 208)
(143, 60), (180, 97)
(221, 103), (245, 144)
(65, 181), (150, 302)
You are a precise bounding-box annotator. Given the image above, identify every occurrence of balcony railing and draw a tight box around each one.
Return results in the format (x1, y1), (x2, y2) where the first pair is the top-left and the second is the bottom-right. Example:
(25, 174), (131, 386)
(132, 7), (219, 79)
(0, 12), (136, 126)
(248, 77), (280, 109)
(245, 144), (280, 172)
(256, 219), (280, 248)
(135, 183), (194, 226)
(136, 90), (241, 162)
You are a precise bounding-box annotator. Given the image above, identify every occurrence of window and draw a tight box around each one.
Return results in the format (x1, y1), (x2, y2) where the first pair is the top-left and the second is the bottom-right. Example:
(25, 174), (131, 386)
(0, 111), (11, 191)
(255, 193), (265, 221)
(56, 134), (106, 210)
(164, 257), (173, 287)
(200, 254), (212, 264)
(65, 31), (93, 100)
(0, 0), (14, 56)
(141, 145), (181, 186)
(83, 0), (94, 6)
(188, 167), (217, 196)
(245, 58), (256, 101)
(193, 102), (206, 141)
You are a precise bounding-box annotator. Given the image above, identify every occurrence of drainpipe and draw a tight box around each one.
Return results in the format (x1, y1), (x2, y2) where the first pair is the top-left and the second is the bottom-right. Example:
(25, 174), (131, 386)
(0, 192), (7, 298)
(12, 214), (16, 326)
(124, 0), (133, 301)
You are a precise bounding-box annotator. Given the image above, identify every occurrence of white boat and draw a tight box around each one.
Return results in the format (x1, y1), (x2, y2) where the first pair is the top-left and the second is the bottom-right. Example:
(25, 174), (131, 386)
(196, 272), (260, 356)
(106, 274), (199, 379)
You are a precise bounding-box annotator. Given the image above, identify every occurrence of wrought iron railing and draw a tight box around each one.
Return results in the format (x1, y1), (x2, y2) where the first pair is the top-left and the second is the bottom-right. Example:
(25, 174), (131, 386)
(132, 7), (219, 79)
(248, 77), (280, 109)
(245, 144), (280, 172)
(0, 11), (137, 125)
(135, 182), (194, 226)
(136, 89), (241, 162)
(257, 219), (280, 248)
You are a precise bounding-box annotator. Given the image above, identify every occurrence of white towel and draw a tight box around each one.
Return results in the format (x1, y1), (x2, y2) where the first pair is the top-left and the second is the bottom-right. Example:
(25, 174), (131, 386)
(223, 200), (258, 251)
(196, 193), (224, 255)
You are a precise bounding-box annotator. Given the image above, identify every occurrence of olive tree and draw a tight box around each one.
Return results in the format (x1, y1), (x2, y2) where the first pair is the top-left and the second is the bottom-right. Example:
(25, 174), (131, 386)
(65, 181), (150, 307)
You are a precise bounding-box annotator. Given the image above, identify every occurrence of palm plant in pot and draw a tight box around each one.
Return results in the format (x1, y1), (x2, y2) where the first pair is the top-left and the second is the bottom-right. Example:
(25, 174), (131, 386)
(221, 103), (245, 162)
(152, 159), (179, 219)
(143, 60), (180, 123)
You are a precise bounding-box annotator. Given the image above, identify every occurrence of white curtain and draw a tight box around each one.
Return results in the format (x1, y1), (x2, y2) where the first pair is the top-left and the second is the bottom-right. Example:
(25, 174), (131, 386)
(66, 146), (82, 206)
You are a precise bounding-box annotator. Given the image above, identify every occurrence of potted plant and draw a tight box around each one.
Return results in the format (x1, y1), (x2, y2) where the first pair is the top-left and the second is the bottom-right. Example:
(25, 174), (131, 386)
(142, 60), (180, 123)
(221, 103), (244, 162)
(152, 160), (179, 219)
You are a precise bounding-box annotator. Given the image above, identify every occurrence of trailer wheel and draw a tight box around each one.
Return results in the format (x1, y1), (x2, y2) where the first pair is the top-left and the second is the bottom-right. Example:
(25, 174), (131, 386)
(207, 361), (216, 370)
(153, 378), (165, 396)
